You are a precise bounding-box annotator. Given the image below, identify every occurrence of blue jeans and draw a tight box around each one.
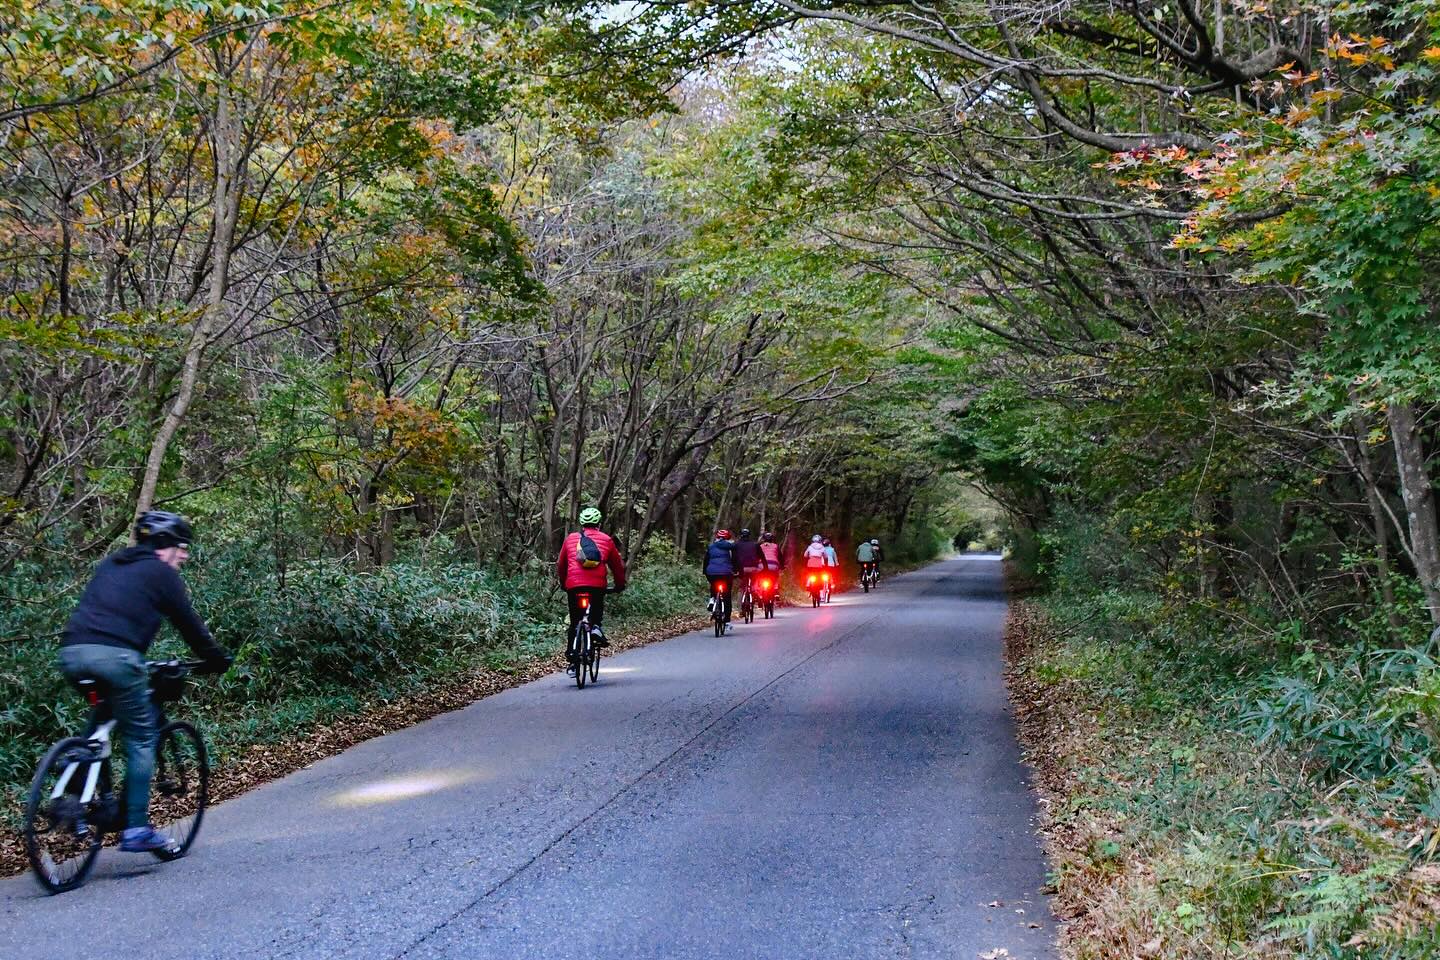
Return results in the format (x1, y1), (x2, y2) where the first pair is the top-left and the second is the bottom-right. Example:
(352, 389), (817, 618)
(59, 644), (156, 829)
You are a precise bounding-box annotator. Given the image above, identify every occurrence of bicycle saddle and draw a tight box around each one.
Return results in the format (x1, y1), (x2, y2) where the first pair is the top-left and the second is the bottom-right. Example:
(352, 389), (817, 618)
(69, 676), (109, 707)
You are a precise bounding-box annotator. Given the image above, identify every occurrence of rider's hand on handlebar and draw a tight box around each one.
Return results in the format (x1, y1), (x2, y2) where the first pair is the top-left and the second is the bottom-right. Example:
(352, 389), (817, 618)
(199, 652), (234, 675)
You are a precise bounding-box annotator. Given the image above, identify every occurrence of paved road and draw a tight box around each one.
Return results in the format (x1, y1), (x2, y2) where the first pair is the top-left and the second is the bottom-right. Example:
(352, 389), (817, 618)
(3, 555), (1055, 959)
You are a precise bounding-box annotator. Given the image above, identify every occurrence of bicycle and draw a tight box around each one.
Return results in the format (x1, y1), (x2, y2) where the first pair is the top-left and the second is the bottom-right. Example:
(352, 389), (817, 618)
(753, 570), (778, 619)
(739, 574), (756, 624)
(804, 570), (828, 608)
(861, 563), (879, 592)
(710, 579), (730, 636)
(566, 588), (612, 689)
(24, 659), (210, 895)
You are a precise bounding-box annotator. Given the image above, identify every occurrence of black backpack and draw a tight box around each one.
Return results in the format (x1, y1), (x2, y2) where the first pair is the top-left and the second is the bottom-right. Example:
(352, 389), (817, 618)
(576, 531), (603, 569)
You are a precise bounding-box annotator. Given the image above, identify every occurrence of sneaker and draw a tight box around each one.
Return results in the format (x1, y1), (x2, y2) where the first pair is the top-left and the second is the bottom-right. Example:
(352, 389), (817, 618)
(724, 622), (733, 634)
(120, 825), (175, 853)
(590, 628), (610, 648)
(706, 597), (715, 613)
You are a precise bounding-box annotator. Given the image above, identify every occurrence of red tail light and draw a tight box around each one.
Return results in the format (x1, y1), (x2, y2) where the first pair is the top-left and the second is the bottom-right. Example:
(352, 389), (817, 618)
(86, 690), (100, 706)
(717, 582), (726, 593)
(578, 595), (590, 610)
(821, 573), (830, 584)
(760, 579), (771, 590)
(807, 575), (816, 586)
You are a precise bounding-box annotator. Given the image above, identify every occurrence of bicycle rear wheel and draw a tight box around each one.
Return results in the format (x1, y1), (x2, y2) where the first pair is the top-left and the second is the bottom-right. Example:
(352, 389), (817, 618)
(574, 624), (589, 689)
(24, 737), (105, 894)
(150, 721), (208, 861)
(587, 635), (600, 684)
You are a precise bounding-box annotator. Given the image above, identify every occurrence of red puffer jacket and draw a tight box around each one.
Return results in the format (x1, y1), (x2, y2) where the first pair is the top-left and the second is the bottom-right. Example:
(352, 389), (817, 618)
(555, 528), (627, 590)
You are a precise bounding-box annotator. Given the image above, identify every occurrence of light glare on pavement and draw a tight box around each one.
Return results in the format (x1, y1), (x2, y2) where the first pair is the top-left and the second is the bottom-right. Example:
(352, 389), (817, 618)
(331, 770), (478, 807)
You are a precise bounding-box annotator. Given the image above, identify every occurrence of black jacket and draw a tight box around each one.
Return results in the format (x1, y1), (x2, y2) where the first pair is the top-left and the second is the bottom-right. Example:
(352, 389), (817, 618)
(733, 538), (764, 569)
(62, 546), (230, 666)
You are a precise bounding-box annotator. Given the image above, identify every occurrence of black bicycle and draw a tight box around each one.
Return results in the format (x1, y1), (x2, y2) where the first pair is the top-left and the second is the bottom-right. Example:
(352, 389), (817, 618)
(24, 660), (210, 894)
(566, 588), (612, 689)
(753, 570), (778, 619)
(710, 580), (730, 636)
(861, 563), (879, 592)
(739, 576), (756, 624)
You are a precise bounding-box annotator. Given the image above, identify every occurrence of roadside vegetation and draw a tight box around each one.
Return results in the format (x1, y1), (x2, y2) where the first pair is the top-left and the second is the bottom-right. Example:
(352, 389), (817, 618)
(1009, 525), (1440, 958)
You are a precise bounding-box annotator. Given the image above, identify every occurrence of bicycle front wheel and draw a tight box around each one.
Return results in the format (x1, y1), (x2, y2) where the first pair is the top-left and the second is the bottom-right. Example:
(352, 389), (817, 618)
(24, 737), (105, 894)
(150, 721), (208, 861)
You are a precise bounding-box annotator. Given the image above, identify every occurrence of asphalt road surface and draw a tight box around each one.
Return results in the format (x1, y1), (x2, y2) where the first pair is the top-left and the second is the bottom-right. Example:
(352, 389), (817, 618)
(3, 554), (1056, 959)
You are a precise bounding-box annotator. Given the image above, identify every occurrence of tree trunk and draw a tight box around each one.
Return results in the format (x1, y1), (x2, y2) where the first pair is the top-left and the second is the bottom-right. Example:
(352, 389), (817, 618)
(134, 79), (241, 521)
(1352, 413), (1404, 636)
(1388, 400), (1440, 628)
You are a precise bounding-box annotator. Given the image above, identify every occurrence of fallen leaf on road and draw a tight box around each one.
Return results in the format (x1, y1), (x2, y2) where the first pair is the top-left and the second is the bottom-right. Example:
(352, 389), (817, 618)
(987, 900), (1003, 907)
(979, 951), (1009, 960)
(1137, 937), (1163, 957)
(1028, 923), (1041, 928)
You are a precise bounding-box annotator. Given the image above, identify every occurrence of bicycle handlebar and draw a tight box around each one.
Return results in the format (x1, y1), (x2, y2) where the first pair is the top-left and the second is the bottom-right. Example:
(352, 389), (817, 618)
(146, 658), (229, 676)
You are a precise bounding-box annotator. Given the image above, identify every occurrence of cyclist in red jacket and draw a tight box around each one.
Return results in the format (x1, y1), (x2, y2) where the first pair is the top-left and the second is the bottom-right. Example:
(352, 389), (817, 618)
(555, 507), (627, 657)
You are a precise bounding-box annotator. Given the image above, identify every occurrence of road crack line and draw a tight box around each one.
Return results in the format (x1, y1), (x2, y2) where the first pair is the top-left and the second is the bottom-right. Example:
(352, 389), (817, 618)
(392, 564), (959, 957)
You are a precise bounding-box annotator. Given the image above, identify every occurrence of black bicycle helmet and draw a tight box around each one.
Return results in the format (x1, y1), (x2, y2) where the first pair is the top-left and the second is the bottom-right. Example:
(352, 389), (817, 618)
(135, 510), (194, 548)
(740, 528), (752, 538)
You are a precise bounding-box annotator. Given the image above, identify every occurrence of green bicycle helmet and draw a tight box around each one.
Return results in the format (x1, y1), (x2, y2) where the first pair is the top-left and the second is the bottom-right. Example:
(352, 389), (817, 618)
(579, 507), (602, 526)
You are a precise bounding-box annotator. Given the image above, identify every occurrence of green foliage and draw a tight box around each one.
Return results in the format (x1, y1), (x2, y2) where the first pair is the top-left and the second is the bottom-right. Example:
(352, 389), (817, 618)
(1027, 512), (1440, 958)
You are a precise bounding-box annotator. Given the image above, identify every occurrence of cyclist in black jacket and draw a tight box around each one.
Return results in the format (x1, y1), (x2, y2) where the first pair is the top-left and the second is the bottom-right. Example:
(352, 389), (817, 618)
(59, 511), (232, 852)
(733, 528), (765, 600)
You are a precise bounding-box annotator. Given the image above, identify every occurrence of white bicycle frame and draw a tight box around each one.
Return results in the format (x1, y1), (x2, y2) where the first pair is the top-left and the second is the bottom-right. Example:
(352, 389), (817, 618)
(49, 721), (115, 805)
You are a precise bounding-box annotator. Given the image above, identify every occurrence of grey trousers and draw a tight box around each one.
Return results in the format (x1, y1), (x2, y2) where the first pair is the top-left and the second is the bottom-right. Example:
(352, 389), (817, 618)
(59, 644), (156, 829)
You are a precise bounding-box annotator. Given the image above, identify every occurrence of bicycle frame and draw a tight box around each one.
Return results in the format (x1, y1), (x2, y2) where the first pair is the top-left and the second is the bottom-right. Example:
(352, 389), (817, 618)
(49, 718), (114, 807)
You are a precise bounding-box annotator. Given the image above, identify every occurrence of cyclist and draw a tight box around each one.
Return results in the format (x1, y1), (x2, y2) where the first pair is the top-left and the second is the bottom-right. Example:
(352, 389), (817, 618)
(58, 511), (233, 853)
(822, 535), (839, 571)
(802, 534), (827, 571)
(704, 529), (738, 633)
(556, 507), (627, 659)
(758, 531), (783, 575)
(733, 529), (764, 602)
(802, 534), (828, 597)
(870, 538), (883, 570)
(857, 537), (879, 583)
